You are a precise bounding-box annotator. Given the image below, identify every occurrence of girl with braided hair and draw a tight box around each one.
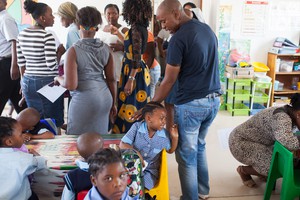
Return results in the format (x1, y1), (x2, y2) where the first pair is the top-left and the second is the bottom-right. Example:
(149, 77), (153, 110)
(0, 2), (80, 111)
(119, 102), (178, 190)
(112, 0), (152, 134)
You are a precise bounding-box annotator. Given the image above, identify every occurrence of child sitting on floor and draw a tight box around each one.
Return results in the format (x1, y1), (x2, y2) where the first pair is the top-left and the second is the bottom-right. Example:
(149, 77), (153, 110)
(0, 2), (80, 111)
(16, 107), (57, 141)
(61, 132), (104, 200)
(85, 148), (138, 200)
(119, 102), (178, 190)
(0, 117), (47, 200)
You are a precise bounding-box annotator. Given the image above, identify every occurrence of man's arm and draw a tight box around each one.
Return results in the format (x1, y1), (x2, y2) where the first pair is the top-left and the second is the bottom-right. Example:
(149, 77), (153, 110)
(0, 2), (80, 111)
(10, 40), (20, 80)
(152, 64), (180, 102)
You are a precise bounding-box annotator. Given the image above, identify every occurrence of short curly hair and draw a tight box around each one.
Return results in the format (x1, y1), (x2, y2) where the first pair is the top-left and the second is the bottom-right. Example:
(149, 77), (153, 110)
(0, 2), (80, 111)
(122, 0), (152, 26)
(76, 6), (102, 28)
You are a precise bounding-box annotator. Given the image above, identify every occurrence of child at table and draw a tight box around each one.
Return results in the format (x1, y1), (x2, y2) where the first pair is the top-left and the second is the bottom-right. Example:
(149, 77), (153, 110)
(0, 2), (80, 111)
(16, 107), (57, 141)
(0, 117), (47, 200)
(61, 132), (104, 200)
(85, 148), (138, 200)
(119, 102), (178, 190)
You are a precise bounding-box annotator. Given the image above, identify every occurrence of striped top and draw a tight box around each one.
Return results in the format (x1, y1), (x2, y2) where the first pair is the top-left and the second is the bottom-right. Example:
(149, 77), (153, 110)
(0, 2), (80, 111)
(17, 28), (58, 76)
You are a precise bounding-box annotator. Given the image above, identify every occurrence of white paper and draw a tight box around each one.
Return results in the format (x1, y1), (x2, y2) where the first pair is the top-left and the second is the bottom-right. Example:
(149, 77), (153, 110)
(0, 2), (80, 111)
(37, 82), (67, 103)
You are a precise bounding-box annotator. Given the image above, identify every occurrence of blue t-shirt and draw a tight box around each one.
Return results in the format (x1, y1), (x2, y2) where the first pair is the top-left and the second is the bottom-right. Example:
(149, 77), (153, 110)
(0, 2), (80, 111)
(167, 19), (220, 105)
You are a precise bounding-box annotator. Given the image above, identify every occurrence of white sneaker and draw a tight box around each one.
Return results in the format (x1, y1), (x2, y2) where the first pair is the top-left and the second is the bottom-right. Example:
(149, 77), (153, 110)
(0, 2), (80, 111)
(199, 194), (209, 199)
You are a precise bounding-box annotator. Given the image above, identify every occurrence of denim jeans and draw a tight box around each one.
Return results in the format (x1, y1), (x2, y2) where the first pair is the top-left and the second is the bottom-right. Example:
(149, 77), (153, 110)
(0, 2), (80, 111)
(174, 97), (220, 200)
(21, 75), (64, 127)
(149, 64), (161, 99)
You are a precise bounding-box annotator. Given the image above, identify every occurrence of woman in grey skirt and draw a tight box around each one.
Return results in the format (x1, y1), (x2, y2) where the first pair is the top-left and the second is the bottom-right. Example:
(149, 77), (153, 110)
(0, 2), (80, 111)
(54, 6), (116, 135)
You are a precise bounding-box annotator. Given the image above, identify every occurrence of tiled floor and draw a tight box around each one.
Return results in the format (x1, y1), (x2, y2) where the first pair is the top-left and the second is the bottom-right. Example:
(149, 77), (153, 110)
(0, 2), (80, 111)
(2, 104), (281, 199)
(167, 110), (281, 200)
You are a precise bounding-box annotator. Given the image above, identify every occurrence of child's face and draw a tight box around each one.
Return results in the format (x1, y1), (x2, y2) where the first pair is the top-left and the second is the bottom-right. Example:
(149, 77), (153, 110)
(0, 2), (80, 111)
(147, 108), (167, 131)
(9, 123), (24, 148)
(91, 162), (128, 200)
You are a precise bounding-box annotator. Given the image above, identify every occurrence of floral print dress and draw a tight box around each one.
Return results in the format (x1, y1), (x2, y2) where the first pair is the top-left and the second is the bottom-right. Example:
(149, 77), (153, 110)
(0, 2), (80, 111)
(113, 30), (150, 134)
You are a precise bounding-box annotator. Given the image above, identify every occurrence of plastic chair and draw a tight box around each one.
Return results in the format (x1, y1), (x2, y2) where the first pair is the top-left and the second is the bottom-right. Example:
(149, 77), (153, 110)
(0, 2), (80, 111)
(145, 149), (169, 200)
(77, 190), (88, 200)
(264, 141), (300, 200)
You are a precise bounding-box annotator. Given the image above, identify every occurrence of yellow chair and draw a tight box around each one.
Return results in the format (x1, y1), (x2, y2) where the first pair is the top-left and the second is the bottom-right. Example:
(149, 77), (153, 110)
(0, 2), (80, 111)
(264, 141), (300, 200)
(145, 149), (170, 200)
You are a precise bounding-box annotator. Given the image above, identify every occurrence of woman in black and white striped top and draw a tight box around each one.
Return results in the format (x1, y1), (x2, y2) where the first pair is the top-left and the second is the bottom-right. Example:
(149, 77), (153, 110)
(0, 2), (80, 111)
(17, 0), (64, 129)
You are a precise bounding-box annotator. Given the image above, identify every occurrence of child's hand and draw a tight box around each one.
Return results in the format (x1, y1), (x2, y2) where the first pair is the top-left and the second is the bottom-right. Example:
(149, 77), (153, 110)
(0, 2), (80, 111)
(28, 149), (40, 156)
(170, 124), (179, 139)
(23, 133), (32, 142)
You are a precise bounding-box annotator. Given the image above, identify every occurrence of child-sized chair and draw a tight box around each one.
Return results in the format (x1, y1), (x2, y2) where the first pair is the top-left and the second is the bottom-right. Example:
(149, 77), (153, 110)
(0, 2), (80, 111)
(264, 141), (300, 200)
(77, 190), (88, 200)
(145, 149), (169, 200)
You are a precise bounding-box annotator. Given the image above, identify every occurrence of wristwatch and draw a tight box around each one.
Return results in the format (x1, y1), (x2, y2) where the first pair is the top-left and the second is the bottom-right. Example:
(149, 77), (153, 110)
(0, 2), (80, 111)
(129, 76), (135, 80)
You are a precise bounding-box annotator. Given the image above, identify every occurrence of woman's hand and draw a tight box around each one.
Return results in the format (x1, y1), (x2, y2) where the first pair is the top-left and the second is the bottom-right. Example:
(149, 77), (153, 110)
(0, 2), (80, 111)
(53, 76), (61, 86)
(124, 80), (134, 96)
(110, 105), (117, 124)
(110, 25), (119, 35)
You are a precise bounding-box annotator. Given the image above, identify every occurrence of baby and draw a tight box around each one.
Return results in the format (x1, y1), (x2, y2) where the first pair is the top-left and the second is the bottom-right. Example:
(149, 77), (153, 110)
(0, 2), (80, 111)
(0, 117), (47, 200)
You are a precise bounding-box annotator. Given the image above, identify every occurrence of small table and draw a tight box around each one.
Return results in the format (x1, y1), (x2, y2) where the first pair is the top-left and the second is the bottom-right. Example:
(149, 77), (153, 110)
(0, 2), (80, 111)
(27, 134), (123, 199)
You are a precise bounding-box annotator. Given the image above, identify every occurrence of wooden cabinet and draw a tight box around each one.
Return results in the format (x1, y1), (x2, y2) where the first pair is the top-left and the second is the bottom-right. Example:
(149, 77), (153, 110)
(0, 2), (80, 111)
(267, 52), (300, 106)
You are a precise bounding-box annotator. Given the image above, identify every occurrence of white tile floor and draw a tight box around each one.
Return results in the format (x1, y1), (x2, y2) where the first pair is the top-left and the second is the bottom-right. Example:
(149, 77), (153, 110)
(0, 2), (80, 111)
(2, 105), (281, 200)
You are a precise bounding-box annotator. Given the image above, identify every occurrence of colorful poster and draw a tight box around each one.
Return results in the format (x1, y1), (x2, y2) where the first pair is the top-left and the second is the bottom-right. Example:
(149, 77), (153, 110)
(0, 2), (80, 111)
(6, 0), (33, 31)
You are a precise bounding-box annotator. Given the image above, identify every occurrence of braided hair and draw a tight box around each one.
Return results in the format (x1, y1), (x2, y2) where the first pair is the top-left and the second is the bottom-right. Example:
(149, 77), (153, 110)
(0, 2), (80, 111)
(0, 117), (18, 147)
(88, 148), (124, 177)
(76, 6), (102, 28)
(141, 102), (165, 119)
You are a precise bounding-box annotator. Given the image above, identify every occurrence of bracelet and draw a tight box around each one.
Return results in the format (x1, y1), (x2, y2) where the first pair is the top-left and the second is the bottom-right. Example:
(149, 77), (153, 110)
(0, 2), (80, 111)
(129, 76), (135, 80)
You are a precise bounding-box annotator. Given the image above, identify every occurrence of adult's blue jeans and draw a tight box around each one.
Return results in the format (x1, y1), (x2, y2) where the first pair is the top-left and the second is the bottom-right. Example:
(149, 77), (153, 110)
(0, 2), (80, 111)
(149, 64), (161, 99)
(21, 75), (64, 127)
(175, 96), (220, 200)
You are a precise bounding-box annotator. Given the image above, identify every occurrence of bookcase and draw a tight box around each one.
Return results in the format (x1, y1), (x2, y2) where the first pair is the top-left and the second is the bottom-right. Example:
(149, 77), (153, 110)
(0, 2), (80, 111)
(267, 53), (300, 106)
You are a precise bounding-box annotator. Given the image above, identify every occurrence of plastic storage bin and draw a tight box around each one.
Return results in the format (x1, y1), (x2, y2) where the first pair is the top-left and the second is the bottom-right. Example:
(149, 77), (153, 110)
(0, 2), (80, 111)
(227, 103), (250, 116)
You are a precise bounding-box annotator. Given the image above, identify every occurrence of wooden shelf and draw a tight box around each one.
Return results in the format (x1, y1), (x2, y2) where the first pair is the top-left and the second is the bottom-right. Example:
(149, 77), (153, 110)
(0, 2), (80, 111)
(267, 53), (300, 106)
(274, 90), (300, 95)
(276, 71), (300, 75)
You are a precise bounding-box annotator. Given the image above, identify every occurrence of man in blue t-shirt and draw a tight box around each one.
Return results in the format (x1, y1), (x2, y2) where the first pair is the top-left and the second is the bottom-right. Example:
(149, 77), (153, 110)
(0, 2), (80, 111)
(153, 0), (221, 199)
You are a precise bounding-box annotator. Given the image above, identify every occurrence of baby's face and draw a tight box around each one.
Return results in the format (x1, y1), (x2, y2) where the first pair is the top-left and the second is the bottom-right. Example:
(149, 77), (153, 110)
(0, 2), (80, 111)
(91, 162), (128, 200)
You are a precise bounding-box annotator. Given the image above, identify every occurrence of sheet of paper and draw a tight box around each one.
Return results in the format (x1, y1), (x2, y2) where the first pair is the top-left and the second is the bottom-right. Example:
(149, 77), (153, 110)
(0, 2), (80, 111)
(37, 82), (67, 103)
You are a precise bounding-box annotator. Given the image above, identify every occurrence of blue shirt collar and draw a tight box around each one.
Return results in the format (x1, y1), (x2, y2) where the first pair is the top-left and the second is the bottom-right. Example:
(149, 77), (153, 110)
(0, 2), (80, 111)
(138, 122), (167, 138)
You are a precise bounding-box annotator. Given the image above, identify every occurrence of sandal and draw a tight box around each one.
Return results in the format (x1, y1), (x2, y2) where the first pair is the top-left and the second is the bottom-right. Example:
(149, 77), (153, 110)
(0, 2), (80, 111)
(236, 166), (257, 188)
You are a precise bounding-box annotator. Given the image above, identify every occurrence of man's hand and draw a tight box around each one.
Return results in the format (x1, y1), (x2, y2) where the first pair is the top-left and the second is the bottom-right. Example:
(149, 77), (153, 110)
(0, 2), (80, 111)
(130, 108), (143, 121)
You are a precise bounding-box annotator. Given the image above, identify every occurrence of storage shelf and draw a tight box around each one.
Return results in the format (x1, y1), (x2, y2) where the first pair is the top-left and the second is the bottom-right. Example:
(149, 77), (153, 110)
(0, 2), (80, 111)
(276, 72), (300, 75)
(274, 90), (300, 95)
(267, 52), (300, 106)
